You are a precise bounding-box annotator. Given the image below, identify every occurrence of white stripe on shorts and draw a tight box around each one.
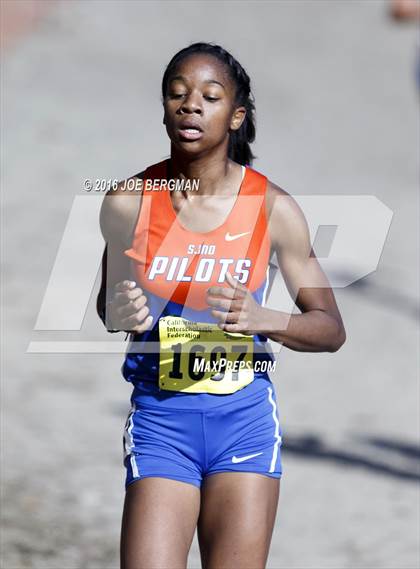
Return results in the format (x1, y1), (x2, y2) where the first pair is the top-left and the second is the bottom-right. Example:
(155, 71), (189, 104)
(261, 265), (270, 307)
(123, 403), (139, 478)
(267, 386), (282, 473)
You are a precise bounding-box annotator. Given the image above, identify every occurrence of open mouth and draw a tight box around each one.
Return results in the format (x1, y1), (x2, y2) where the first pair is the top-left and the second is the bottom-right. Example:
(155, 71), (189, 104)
(178, 127), (203, 141)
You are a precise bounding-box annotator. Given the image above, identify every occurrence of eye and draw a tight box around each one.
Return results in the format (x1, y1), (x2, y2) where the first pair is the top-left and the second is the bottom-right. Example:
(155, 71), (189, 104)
(169, 93), (186, 99)
(204, 96), (220, 102)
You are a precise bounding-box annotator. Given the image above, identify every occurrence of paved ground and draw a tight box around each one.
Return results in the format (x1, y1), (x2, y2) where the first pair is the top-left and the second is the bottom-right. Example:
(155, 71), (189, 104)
(1, 1), (419, 568)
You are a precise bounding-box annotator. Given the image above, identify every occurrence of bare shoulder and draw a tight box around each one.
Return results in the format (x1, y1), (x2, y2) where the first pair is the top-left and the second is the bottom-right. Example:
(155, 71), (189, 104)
(99, 172), (145, 247)
(265, 179), (311, 251)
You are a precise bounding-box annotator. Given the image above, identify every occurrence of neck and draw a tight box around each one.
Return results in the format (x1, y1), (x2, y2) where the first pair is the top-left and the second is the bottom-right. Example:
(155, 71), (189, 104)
(169, 144), (235, 196)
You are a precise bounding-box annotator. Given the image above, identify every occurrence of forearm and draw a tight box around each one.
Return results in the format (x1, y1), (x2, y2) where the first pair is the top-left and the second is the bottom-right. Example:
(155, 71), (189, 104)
(96, 290), (121, 333)
(257, 307), (345, 352)
(96, 289), (106, 322)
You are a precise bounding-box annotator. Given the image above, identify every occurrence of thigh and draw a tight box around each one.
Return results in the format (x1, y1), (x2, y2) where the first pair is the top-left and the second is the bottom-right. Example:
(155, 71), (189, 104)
(121, 477), (201, 569)
(197, 472), (280, 569)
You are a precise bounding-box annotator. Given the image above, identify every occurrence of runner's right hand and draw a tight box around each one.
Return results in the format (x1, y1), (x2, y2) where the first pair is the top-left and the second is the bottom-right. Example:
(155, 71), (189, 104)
(108, 280), (153, 333)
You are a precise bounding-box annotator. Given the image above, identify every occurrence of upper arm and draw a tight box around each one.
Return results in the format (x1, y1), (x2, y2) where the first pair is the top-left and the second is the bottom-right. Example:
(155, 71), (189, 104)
(98, 175), (144, 302)
(266, 181), (344, 327)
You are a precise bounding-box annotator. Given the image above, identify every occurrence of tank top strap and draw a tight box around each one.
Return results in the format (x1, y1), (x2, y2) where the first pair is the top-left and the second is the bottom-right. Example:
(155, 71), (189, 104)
(124, 161), (167, 265)
(240, 166), (268, 197)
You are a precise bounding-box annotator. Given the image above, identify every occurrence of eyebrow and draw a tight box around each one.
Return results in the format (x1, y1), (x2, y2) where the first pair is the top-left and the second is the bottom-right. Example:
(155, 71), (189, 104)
(169, 76), (226, 90)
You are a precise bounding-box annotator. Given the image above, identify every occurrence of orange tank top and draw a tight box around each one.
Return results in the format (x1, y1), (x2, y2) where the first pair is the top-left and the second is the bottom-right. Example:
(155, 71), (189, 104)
(124, 159), (271, 310)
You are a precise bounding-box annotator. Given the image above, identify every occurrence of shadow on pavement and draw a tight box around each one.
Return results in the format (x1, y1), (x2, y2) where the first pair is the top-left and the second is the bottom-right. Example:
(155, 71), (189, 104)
(282, 434), (420, 483)
(364, 435), (420, 459)
(349, 276), (419, 322)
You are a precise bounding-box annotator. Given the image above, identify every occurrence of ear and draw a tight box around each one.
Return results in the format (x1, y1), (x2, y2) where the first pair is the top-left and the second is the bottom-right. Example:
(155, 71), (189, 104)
(230, 106), (246, 131)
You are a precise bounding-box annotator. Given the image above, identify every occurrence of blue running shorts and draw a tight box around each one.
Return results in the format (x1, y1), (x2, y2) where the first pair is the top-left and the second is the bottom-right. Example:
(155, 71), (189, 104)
(123, 374), (283, 489)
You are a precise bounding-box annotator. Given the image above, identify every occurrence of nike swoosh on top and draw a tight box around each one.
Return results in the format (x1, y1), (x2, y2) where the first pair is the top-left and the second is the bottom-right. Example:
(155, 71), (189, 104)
(225, 231), (251, 241)
(231, 452), (263, 463)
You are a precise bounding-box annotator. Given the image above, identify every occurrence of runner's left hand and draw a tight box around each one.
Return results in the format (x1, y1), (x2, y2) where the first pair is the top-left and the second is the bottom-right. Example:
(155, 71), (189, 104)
(206, 271), (263, 335)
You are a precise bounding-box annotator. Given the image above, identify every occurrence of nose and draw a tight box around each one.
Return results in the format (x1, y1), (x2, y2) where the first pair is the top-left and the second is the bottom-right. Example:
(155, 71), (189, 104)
(179, 92), (202, 114)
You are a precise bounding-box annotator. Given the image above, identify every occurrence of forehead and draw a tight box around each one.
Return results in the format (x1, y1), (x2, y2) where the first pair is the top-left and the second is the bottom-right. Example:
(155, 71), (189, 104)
(168, 53), (234, 91)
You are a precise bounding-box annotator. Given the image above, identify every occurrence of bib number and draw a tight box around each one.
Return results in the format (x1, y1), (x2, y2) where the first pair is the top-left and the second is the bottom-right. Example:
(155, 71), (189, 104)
(158, 316), (254, 394)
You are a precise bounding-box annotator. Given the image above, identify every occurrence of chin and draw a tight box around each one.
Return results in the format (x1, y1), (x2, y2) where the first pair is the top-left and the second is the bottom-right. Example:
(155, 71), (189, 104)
(172, 140), (209, 156)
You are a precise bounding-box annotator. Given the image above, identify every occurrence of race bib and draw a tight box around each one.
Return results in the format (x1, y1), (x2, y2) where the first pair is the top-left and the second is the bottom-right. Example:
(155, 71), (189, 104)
(158, 316), (254, 394)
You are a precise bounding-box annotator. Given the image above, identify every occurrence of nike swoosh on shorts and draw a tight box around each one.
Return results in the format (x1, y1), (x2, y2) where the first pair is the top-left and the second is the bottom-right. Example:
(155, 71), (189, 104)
(231, 452), (264, 463)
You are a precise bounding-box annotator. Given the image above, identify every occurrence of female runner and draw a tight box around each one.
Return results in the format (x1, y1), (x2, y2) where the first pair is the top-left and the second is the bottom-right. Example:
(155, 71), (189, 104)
(97, 42), (346, 569)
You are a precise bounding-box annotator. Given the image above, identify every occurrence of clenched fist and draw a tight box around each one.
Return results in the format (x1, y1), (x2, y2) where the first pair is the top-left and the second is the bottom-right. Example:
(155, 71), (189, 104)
(107, 280), (153, 333)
